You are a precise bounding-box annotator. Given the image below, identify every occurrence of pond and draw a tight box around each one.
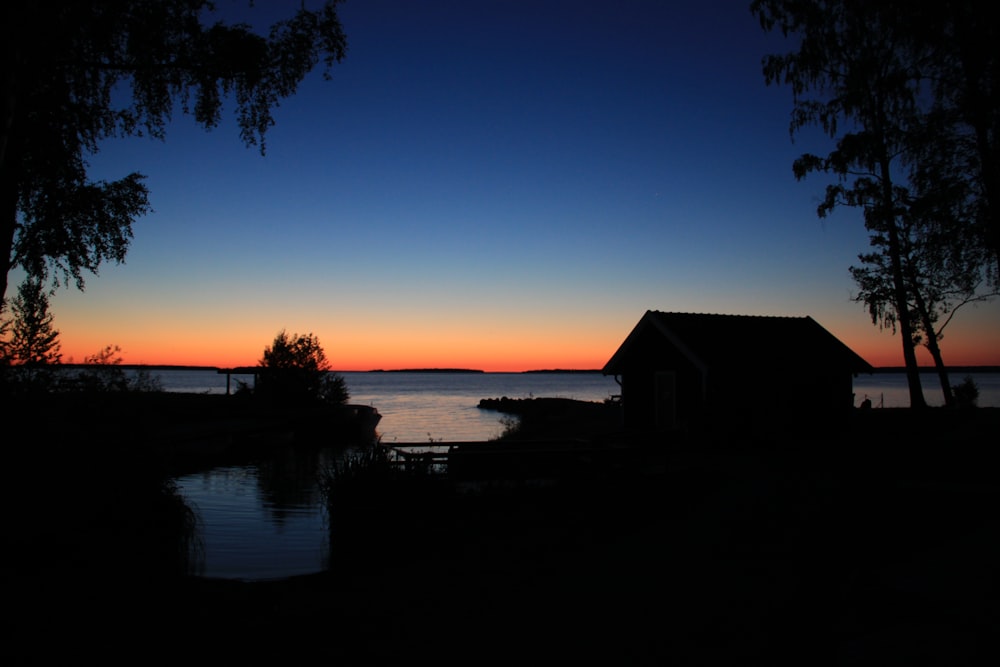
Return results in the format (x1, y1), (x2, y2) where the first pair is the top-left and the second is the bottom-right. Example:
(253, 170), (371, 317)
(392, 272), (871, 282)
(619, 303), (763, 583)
(175, 445), (351, 580)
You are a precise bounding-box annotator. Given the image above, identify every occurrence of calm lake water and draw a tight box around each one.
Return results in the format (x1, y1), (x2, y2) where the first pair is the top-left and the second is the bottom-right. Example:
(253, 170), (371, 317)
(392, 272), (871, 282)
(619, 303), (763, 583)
(163, 369), (622, 442)
(171, 370), (620, 580)
(163, 369), (998, 580)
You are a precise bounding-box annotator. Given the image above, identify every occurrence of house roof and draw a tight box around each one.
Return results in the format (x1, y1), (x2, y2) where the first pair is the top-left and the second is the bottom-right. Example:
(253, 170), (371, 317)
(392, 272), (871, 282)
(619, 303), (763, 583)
(602, 310), (873, 375)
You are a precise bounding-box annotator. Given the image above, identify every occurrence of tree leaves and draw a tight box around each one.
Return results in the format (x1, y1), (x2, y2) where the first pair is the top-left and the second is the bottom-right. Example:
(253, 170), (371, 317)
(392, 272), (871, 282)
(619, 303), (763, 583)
(1, 1), (348, 300)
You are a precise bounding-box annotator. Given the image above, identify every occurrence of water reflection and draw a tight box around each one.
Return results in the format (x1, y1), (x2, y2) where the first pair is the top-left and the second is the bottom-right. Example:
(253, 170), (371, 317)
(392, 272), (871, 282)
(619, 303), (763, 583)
(176, 445), (355, 580)
(255, 446), (330, 522)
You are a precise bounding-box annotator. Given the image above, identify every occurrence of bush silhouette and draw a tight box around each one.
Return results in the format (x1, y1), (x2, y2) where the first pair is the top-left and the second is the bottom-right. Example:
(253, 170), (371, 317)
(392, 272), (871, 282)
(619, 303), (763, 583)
(255, 330), (348, 406)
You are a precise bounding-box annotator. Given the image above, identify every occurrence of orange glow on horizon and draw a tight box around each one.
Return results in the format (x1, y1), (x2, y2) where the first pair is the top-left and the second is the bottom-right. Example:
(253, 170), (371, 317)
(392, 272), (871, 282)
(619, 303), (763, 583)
(57, 332), (1000, 372)
(57, 331), (620, 372)
(838, 330), (1000, 369)
(59, 350), (612, 373)
(53, 308), (998, 372)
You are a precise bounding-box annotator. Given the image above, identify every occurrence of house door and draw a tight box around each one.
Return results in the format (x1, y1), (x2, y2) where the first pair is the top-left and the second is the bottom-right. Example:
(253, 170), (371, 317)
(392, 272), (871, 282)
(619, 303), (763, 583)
(654, 371), (676, 431)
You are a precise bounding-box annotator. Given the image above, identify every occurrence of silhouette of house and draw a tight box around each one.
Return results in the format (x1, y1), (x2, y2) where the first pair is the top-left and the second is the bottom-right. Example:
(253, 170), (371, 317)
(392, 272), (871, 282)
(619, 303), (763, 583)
(602, 311), (873, 434)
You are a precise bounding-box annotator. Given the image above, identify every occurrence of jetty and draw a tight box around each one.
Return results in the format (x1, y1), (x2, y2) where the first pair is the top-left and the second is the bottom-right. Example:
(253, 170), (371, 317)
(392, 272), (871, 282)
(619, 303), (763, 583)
(384, 436), (665, 489)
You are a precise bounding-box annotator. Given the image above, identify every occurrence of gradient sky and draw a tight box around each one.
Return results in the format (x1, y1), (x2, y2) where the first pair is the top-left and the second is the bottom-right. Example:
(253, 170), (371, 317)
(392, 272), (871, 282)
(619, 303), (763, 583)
(38, 0), (1000, 371)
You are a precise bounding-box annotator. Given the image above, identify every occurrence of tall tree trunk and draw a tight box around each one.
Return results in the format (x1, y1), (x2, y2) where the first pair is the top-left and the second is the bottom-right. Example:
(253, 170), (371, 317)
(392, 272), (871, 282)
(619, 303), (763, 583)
(879, 156), (927, 408)
(923, 331), (954, 408)
(909, 280), (955, 407)
(888, 223), (926, 408)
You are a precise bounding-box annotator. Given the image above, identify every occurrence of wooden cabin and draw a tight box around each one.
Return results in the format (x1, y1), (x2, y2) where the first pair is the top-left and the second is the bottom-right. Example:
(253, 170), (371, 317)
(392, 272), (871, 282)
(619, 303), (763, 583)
(602, 311), (873, 435)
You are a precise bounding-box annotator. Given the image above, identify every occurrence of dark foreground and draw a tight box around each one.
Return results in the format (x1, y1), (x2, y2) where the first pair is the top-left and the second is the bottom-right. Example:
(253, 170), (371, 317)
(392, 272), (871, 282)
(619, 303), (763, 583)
(5, 401), (999, 664)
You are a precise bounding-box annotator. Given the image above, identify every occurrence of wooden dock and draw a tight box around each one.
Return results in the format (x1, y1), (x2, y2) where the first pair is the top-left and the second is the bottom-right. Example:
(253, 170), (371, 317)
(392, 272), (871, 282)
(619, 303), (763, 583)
(383, 438), (665, 484)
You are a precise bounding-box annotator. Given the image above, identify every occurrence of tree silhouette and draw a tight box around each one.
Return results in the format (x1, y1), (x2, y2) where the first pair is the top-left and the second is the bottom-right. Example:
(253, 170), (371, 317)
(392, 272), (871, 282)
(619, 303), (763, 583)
(754, 0), (932, 406)
(257, 330), (349, 406)
(0, 277), (61, 393)
(850, 187), (997, 406)
(4, 277), (61, 366)
(754, 0), (998, 408)
(906, 0), (1000, 275)
(0, 1), (348, 301)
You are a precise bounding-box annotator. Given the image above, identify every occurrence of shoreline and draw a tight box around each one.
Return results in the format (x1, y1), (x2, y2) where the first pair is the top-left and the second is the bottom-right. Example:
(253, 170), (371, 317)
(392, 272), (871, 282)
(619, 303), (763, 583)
(6, 393), (998, 662)
(15, 407), (999, 662)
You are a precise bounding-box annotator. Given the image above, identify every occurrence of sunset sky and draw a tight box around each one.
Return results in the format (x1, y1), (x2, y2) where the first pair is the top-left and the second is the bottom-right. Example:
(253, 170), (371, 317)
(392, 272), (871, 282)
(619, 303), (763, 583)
(37, 0), (1000, 371)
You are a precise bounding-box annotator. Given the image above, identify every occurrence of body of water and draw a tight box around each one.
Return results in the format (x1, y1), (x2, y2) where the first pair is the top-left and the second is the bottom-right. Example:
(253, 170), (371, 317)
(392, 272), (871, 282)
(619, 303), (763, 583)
(178, 460), (333, 580)
(172, 370), (619, 580)
(161, 369), (622, 442)
(852, 371), (1000, 409)
(165, 369), (998, 580)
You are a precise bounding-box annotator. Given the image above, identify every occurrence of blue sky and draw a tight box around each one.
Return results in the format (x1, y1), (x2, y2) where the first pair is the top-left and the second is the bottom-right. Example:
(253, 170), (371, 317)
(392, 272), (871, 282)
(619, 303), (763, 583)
(48, 0), (1000, 370)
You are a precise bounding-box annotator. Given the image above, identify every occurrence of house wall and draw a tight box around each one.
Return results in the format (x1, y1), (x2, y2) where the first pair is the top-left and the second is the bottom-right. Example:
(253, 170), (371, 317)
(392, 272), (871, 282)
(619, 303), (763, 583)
(615, 327), (706, 433)
(618, 352), (857, 436)
(708, 367), (857, 435)
(607, 314), (868, 438)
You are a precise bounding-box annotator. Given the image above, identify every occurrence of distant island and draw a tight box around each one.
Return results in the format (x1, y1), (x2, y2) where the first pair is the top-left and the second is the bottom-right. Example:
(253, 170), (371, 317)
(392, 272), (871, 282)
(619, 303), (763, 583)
(355, 368), (605, 374)
(868, 366), (1000, 374)
(365, 368), (486, 374)
(60, 363), (220, 371)
(523, 369), (602, 374)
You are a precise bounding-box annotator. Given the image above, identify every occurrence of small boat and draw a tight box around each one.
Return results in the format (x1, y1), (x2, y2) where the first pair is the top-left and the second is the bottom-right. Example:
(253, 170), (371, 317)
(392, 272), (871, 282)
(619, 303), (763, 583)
(323, 403), (382, 444)
(344, 404), (382, 435)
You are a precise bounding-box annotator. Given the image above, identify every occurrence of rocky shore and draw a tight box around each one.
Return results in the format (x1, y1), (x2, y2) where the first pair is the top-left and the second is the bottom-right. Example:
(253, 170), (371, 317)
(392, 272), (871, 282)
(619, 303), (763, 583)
(478, 395), (623, 441)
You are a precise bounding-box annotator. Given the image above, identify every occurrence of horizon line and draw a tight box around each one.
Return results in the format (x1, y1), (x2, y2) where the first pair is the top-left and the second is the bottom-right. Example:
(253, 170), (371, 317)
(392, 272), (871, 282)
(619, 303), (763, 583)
(54, 363), (1000, 374)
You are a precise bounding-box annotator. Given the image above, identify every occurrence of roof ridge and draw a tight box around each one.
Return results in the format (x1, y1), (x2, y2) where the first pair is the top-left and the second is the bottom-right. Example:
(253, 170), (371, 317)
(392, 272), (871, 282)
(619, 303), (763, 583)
(649, 310), (807, 319)
(604, 310), (873, 374)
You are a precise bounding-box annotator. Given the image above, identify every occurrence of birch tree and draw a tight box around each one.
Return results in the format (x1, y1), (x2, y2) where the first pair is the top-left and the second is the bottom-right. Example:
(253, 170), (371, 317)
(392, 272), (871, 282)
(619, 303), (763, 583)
(753, 0), (929, 407)
(1, 1), (348, 301)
